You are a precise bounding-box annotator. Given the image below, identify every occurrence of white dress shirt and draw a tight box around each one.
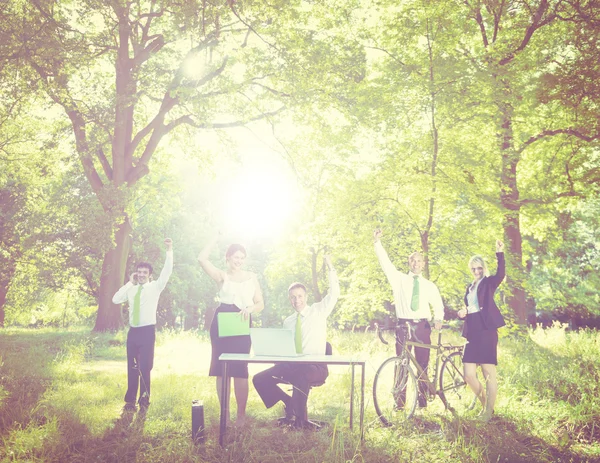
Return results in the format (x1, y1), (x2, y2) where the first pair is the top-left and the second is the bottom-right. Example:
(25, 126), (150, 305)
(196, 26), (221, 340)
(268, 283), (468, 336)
(282, 268), (340, 355)
(374, 241), (444, 321)
(112, 250), (173, 327)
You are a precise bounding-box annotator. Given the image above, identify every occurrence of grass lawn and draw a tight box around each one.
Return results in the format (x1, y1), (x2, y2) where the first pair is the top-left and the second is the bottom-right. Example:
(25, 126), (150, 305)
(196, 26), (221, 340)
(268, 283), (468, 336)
(0, 325), (599, 462)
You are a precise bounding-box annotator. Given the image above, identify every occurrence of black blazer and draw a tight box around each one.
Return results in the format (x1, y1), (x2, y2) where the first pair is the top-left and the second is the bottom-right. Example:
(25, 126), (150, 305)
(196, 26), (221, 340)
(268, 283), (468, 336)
(461, 252), (506, 338)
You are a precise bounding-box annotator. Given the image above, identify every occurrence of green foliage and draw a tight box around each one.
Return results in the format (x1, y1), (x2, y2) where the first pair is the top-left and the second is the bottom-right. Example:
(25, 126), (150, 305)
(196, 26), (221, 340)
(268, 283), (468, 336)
(1, 0), (599, 329)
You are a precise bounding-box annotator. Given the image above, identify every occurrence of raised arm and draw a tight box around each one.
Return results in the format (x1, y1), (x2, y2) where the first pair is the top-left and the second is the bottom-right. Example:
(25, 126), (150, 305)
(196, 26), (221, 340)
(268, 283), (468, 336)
(488, 239), (505, 287)
(373, 228), (400, 282)
(198, 234), (225, 284)
(155, 238), (174, 291)
(313, 255), (340, 317)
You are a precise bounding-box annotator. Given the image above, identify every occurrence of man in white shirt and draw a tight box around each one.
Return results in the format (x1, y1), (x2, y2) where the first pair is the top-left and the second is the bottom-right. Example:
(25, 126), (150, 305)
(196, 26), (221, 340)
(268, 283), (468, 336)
(252, 255), (340, 429)
(112, 238), (173, 410)
(373, 229), (443, 407)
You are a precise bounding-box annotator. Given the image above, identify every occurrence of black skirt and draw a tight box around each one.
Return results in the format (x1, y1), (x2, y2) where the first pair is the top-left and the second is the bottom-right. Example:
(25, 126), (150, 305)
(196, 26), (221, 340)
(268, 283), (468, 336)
(462, 312), (498, 365)
(209, 303), (251, 378)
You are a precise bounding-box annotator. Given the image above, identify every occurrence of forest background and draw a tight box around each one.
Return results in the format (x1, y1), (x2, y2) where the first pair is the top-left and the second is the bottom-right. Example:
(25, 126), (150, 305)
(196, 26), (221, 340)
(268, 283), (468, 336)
(1, 0), (599, 334)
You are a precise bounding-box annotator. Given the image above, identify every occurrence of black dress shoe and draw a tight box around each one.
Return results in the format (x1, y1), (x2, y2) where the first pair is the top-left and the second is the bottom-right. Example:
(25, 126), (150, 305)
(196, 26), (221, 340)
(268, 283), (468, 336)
(276, 403), (294, 426)
(277, 416), (294, 426)
(138, 396), (150, 409)
(294, 419), (322, 431)
(123, 402), (137, 412)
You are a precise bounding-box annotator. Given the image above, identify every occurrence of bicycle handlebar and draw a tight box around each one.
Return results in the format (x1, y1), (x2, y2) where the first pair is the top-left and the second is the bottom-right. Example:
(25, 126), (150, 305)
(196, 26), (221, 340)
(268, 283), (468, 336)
(375, 323), (390, 345)
(375, 322), (456, 346)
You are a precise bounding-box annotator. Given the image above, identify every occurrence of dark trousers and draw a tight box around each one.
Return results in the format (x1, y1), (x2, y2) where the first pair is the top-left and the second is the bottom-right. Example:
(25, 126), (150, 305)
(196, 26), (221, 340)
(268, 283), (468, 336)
(253, 363), (328, 421)
(125, 325), (156, 404)
(396, 319), (432, 400)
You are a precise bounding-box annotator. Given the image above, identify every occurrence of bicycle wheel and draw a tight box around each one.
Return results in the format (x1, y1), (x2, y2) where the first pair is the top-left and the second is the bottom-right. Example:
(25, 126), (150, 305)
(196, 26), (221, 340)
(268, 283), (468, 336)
(439, 351), (478, 414)
(373, 356), (418, 426)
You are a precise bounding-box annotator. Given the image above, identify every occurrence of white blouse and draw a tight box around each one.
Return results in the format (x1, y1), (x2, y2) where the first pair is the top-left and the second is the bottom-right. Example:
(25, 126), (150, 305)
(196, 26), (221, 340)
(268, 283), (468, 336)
(466, 280), (481, 314)
(218, 274), (256, 309)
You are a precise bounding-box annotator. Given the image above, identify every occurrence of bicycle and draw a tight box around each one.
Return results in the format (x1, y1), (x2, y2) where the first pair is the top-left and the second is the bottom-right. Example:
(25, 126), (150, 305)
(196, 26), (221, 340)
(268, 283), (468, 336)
(372, 322), (479, 426)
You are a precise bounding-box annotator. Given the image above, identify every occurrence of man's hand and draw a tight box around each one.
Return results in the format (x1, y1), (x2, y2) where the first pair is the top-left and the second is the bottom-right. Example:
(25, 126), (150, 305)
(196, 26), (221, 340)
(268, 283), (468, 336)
(457, 308), (467, 319)
(129, 272), (138, 285)
(496, 239), (504, 253)
(373, 228), (383, 243)
(164, 237), (173, 251)
(324, 254), (333, 270)
(433, 320), (443, 330)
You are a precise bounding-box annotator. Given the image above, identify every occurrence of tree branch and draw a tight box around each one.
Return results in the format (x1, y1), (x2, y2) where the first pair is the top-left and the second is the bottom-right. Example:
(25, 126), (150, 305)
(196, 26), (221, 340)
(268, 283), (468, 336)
(227, 0), (283, 54)
(182, 56), (229, 88)
(520, 128), (600, 150)
(499, 0), (556, 65)
(28, 59), (106, 200)
(465, 0), (489, 47)
(96, 148), (113, 180)
(173, 106), (285, 130)
(128, 42), (224, 157)
(131, 35), (165, 69)
(364, 45), (408, 67)
(248, 81), (292, 98)
(520, 190), (582, 205)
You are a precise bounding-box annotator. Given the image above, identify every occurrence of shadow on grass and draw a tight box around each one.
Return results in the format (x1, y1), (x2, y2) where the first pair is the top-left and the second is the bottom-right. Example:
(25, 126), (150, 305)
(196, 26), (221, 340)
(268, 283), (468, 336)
(0, 375), (51, 433)
(0, 330), (69, 433)
(69, 407), (149, 463)
(440, 414), (588, 463)
(214, 415), (364, 463)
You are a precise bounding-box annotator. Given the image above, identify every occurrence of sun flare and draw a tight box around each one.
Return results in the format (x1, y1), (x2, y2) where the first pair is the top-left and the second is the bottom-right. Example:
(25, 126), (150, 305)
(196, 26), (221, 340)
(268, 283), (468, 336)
(221, 159), (298, 239)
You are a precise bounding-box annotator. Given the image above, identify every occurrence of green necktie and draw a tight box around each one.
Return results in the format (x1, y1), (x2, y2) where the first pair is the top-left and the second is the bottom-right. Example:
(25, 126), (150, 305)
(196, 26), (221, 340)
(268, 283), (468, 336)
(133, 285), (143, 326)
(295, 314), (302, 354)
(411, 275), (420, 312)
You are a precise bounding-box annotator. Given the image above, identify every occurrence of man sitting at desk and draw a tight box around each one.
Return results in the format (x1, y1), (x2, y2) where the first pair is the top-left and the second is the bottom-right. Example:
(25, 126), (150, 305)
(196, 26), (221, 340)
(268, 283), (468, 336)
(253, 255), (340, 429)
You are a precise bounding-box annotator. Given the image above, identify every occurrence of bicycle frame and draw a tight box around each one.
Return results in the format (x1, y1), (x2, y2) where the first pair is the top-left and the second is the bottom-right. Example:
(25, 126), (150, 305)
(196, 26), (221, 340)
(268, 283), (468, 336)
(373, 322), (477, 424)
(379, 323), (462, 397)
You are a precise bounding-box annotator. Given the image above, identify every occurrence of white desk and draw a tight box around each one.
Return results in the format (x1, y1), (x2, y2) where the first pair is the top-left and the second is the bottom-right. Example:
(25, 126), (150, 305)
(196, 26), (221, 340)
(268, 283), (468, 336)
(218, 353), (365, 446)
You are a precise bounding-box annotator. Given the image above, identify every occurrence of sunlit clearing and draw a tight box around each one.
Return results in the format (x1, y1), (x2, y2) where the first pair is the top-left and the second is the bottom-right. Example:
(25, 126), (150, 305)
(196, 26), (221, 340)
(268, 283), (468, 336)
(221, 158), (298, 240)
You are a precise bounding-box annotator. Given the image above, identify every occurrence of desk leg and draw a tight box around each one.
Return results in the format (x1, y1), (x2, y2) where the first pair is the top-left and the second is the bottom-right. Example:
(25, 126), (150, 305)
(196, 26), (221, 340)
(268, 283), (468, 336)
(350, 364), (355, 429)
(219, 362), (229, 447)
(360, 363), (365, 441)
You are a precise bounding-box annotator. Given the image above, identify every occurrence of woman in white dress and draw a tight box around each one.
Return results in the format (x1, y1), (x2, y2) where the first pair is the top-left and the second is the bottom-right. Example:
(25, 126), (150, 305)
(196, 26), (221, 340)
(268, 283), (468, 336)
(198, 236), (264, 425)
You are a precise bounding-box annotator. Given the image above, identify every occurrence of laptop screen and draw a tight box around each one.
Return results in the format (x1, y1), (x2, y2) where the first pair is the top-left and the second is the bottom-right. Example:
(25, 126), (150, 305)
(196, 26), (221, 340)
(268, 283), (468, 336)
(250, 328), (304, 357)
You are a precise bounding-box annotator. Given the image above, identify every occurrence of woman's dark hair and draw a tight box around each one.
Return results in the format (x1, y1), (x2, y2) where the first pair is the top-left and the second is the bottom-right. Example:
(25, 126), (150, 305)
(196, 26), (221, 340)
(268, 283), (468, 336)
(226, 243), (247, 259)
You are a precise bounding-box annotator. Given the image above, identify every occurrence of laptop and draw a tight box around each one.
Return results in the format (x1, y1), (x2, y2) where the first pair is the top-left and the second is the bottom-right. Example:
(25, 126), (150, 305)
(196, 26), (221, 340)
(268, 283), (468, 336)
(250, 328), (306, 357)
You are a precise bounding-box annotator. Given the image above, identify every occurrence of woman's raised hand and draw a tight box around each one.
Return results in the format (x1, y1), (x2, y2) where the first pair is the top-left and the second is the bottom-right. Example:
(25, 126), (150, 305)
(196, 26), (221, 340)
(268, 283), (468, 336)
(496, 240), (504, 253)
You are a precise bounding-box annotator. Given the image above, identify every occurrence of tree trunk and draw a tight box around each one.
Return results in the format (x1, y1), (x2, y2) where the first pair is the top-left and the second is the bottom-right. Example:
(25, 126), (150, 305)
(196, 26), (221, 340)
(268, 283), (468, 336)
(504, 213), (528, 324)
(93, 217), (132, 331)
(0, 282), (8, 328)
(0, 258), (18, 328)
(421, 23), (438, 281)
(498, 82), (528, 324)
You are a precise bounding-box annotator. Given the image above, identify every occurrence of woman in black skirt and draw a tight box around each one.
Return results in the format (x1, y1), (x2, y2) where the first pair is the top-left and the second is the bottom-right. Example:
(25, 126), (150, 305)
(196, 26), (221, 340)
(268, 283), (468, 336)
(199, 235), (264, 426)
(457, 239), (505, 422)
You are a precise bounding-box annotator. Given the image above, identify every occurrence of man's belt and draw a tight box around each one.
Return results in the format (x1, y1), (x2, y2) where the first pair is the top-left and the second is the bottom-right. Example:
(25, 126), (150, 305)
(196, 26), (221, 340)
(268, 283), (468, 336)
(397, 318), (427, 324)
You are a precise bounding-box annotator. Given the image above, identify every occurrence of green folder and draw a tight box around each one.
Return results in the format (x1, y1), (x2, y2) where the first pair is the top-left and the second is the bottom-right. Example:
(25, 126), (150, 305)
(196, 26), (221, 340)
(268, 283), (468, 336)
(217, 312), (250, 337)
